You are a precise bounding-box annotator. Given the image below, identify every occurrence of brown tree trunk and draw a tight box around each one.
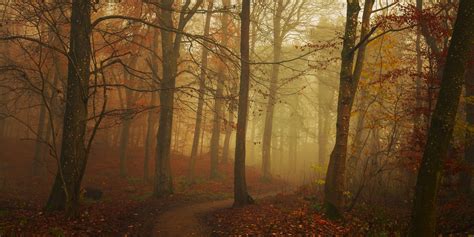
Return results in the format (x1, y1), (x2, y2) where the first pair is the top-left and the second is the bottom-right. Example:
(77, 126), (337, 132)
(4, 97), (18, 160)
(324, 0), (362, 219)
(45, 0), (91, 215)
(461, 64), (474, 195)
(234, 0), (253, 207)
(409, 1), (474, 235)
(154, 0), (178, 197)
(153, 0), (202, 197)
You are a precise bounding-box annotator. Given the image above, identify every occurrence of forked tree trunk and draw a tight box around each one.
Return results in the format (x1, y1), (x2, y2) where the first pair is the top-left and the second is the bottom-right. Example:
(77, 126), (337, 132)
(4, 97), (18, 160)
(409, 1), (474, 235)
(233, 0), (253, 207)
(324, 0), (361, 219)
(45, 0), (91, 215)
(154, 0), (202, 197)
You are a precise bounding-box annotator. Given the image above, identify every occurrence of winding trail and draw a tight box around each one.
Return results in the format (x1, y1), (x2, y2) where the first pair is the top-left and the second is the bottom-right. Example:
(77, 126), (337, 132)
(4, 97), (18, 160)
(151, 192), (281, 237)
(152, 198), (232, 237)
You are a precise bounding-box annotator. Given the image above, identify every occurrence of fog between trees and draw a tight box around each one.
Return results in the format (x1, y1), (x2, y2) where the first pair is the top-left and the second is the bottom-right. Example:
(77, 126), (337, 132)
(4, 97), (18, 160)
(0, 0), (473, 235)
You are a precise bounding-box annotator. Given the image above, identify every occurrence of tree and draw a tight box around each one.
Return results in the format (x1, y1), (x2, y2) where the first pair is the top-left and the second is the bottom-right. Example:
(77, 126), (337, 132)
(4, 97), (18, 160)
(261, 0), (309, 181)
(209, 0), (230, 180)
(324, 0), (374, 218)
(189, 0), (214, 180)
(409, 0), (474, 235)
(45, 0), (92, 215)
(234, 0), (254, 207)
(153, 0), (203, 197)
(461, 62), (474, 195)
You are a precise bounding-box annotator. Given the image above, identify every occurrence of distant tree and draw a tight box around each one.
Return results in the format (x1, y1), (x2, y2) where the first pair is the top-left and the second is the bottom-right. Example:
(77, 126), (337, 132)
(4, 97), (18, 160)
(209, 0), (229, 180)
(189, 0), (214, 180)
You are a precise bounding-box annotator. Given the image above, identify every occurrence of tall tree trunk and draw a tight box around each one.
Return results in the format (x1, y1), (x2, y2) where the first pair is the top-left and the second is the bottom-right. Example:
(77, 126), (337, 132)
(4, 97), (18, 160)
(145, 29), (160, 181)
(154, 0), (178, 197)
(261, 0), (283, 182)
(324, 0), (362, 219)
(409, 1), (474, 235)
(209, 75), (224, 179)
(153, 0), (203, 196)
(45, 0), (91, 215)
(461, 64), (474, 195)
(189, 0), (213, 180)
(234, 0), (253, 207)
(209, 0), (229, 179)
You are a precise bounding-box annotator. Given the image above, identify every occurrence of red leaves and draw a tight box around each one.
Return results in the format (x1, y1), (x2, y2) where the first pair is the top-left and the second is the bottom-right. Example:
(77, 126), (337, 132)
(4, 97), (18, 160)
(207, 194), (348, 236)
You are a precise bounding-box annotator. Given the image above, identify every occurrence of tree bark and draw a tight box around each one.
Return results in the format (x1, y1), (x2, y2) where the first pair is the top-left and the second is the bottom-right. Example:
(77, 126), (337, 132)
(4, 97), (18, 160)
(323, 0), (361, 219)
(461, 64), (474, 195)
(154, 0), (178, 197)
(45, 0), (91, 215)
(233, 0), (254, 207)
(153, 0), (202, 197)
(409, 1), (474, 235)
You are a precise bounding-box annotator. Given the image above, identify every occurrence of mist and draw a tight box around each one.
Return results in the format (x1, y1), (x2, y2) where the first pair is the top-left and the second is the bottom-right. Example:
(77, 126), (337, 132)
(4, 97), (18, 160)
(0, 0), (473, 235)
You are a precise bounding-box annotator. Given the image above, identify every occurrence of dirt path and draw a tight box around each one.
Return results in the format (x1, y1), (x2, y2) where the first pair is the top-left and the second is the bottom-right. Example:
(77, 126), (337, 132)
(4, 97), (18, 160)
(151, 198), (233, 237)
(151, 192), (281, 237)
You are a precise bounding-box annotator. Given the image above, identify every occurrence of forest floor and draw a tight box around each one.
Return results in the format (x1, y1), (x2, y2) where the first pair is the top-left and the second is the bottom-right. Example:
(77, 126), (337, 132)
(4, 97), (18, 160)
(0, 137), (285, 236)
(1, 137), (474, 236)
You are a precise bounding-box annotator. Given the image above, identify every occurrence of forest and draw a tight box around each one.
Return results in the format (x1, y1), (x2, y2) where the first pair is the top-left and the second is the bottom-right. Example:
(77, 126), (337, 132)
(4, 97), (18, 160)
(0, 0), (473, 235)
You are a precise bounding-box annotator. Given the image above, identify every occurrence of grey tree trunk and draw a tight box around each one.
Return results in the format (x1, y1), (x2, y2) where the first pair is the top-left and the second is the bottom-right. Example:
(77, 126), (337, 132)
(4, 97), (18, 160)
(45, 0), (91, 215)
(261, 0), (283, 182)
(409, 1), (474, 235)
